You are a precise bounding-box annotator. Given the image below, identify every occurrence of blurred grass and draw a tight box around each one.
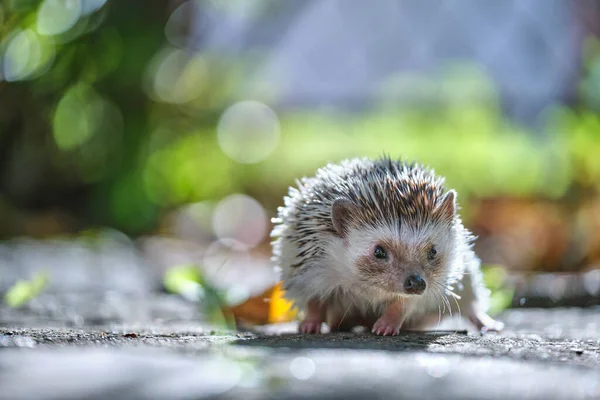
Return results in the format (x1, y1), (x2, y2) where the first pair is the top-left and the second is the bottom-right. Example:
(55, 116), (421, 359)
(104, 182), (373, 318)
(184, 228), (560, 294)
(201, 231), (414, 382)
(140, 101), (590, 214)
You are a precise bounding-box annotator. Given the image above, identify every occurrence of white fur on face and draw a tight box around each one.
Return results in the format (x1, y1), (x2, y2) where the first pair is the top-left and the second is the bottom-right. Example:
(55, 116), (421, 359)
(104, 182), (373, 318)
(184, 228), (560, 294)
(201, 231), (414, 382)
(343, 220), (457, 269)
(344, 222), (399, 263)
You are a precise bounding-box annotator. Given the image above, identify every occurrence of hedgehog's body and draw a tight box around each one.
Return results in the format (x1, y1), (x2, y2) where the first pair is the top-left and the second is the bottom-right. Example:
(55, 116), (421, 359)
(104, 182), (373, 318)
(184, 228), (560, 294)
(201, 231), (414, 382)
(271, 156), (503, 335)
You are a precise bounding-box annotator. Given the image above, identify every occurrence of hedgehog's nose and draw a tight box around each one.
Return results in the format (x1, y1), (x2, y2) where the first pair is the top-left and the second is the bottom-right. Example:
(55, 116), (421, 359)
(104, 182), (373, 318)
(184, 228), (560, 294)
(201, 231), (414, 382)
(404, 274), (426, 294)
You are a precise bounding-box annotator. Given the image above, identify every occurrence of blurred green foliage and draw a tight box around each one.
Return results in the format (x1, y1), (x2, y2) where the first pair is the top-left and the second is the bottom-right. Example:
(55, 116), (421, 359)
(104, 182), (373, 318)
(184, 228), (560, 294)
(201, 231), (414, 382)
(4, 270), (48, 307)
(1, 0), (600, 240)
(163, 264), (235, 329)
(481, 265), (515, 316)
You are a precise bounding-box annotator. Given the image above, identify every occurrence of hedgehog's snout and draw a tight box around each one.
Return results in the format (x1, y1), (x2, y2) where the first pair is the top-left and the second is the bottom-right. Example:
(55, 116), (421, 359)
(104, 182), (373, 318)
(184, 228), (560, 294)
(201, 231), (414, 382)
(403, 274), (426, 295)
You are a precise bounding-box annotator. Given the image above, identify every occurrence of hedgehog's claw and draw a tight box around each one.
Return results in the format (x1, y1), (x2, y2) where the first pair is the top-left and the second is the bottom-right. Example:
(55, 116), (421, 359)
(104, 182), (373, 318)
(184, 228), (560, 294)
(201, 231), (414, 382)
(299, 320), (322, 334)
(371, 320), (400, 336)
(371, 315), (402, 336)
(371, 324), (400, 336)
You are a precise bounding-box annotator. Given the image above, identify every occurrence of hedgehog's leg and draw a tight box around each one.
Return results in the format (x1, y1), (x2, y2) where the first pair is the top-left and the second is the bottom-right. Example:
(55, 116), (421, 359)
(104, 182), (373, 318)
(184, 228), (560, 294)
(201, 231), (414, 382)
(467, 305), (505, 334)
(457, 262), (505, 334)
(299, 298), (326, 334)
(371, 300), (406, 336)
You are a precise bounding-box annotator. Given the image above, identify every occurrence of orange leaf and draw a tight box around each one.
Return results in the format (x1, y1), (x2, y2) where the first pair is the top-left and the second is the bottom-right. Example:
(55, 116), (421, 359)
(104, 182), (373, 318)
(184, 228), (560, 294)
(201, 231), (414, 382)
(268, 282), (297, 323)
(228, 282), (297, 325)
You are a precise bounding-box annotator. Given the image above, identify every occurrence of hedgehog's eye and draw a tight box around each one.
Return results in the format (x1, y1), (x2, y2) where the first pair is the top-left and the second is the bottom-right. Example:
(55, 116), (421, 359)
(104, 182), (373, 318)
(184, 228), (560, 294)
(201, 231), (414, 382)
(427, 247), (437, 261)
(374, 245), (387, 260)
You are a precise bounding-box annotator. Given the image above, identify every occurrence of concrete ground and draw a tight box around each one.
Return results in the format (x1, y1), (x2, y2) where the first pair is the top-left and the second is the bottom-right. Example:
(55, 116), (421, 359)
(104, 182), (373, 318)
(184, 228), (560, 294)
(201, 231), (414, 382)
(1, 304), (600, 400)
(0, 240), (599, 399)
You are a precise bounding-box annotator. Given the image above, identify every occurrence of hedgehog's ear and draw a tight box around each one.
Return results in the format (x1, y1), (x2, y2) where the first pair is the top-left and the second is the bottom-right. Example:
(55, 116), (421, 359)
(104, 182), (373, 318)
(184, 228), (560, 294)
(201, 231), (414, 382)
(331, 198), (359, 238)
(436, 190), (456, 220)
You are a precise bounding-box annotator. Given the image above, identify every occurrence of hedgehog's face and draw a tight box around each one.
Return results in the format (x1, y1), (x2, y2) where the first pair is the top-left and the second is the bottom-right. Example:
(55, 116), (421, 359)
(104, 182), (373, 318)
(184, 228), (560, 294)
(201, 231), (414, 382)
(331, 191), (457, 297)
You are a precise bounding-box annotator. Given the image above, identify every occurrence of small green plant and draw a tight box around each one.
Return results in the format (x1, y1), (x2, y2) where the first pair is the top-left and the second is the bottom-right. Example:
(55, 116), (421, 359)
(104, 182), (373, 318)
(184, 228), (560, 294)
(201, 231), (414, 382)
(163, 264), (235, 330)
(4, 271), (49, 308)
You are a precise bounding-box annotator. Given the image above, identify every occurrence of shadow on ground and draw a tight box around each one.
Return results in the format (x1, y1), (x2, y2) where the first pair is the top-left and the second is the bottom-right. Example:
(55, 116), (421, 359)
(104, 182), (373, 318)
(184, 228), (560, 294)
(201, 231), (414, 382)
(235, 330), (467, 351)
(232, 320), (600, 369)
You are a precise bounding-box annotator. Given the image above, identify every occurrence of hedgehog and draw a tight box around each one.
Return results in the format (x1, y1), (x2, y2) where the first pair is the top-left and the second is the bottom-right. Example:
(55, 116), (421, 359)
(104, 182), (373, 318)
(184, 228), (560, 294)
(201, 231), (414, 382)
(270, 156), (504, 335)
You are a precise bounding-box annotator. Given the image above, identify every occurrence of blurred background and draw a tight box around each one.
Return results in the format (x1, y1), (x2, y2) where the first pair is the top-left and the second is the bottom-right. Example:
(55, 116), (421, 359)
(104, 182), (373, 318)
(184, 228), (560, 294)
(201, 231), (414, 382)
(1, 0), (600, 328)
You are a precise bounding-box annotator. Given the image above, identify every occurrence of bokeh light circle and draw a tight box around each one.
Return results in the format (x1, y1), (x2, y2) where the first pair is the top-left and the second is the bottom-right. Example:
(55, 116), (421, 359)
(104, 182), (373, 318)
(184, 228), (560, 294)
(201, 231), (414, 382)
(144, 47), (208, 104)
(203, 238), (252, 283)
(2, 29), (55, 82)
(53, 83), (121, 150)
(217, 100), (280, 164)
(164, 0), (201, 49)
(80, 0), (107, 16)
(37, 0), (82, 36)
(170, 202), (214, 243)
(289, 357), (316, 380)
(212, 194), (267, 248)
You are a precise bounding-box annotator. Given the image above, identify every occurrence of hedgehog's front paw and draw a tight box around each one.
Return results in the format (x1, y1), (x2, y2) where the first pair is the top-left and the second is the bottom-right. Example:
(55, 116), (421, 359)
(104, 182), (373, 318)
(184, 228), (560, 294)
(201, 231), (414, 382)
(480, 319), (505, 334)
(469, 312), (505, 334)
(299, 320), (323, 334)
(371, 318), (401, 336)
(298, 299), (326, 334)
(371, 301), (405, 336)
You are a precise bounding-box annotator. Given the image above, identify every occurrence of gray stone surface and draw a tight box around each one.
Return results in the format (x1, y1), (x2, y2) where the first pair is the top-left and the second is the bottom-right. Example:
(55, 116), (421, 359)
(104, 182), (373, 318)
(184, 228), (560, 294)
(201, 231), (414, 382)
(1, 239), (599, 399)
(0, 292), (204, 328)
(1, 346), (599, 400)
(1, 307), (599, 400)
(0, 236), (277, 310)
(0, 236), (156, 294)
